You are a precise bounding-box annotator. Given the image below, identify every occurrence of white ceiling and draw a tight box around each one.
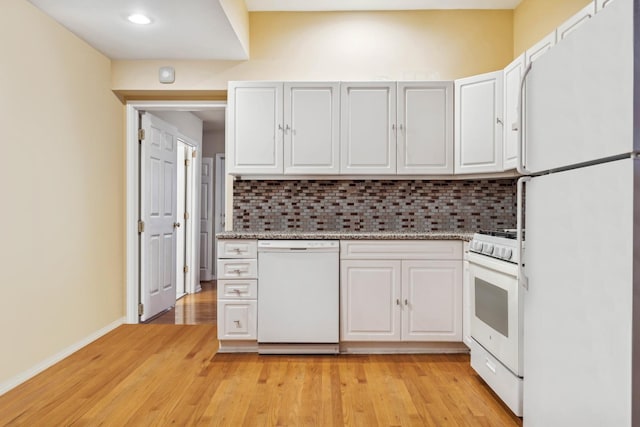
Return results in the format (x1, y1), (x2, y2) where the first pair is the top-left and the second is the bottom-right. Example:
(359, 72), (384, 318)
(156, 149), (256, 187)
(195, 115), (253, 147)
(27, 0), (249, 60)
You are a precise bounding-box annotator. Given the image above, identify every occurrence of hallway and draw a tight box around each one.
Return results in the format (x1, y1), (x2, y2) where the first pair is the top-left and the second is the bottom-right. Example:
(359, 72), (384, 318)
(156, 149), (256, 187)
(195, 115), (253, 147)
(146, 281), (217, 325)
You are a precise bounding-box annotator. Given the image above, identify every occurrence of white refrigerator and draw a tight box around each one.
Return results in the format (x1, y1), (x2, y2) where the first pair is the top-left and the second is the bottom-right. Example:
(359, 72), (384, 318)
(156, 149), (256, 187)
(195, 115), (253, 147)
(520, 0), (638, 425)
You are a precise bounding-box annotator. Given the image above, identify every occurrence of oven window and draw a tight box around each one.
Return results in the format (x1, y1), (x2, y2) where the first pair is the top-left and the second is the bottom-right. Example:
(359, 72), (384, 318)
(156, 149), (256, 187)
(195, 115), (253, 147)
(475, 278), (509, 337)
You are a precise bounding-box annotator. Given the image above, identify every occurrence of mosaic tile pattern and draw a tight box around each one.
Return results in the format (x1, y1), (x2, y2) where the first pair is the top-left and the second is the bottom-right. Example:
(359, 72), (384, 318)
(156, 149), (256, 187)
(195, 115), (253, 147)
(233, 179), (517, 232)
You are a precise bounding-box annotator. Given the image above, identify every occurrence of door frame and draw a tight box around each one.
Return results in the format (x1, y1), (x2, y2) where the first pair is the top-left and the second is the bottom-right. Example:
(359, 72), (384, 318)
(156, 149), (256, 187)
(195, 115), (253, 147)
(213, 153), (226, 279)
(125, 101), (226, 324)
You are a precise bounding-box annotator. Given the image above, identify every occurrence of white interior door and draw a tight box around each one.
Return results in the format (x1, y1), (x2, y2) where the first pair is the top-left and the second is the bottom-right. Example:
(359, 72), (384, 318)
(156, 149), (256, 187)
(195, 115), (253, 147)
(200, 157), (214, 281)
(184, 144), (196, 292)
(140, 112), (178, 321)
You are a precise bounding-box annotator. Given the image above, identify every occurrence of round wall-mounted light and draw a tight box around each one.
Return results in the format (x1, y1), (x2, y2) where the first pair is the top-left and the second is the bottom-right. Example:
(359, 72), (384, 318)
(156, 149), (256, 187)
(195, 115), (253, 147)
(127, 14), (151, 25)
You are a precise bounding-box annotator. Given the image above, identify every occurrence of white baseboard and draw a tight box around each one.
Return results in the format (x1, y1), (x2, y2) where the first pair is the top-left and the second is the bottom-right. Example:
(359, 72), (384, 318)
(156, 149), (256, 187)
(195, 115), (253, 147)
(0, 317), (125, 396)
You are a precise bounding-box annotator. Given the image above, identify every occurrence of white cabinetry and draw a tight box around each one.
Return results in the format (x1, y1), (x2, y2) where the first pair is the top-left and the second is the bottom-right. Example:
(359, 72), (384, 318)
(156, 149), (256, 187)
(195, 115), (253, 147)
(525, 31), (556, 67)
(227, 82), (283, 175)
(596, 0), (614, 11)
(227, 82), (339, 175)
(397, 82), (454, 174)
(217, 239), (258, 341)
(454, 71), (504, 174)
(341, 260), (402, 340)
(340, 241), (462, 342)
(340, 82), (397, 174)
(503, 54), (525, 171)
(557, 2), (596, 41)
(284, 82), (340, 174)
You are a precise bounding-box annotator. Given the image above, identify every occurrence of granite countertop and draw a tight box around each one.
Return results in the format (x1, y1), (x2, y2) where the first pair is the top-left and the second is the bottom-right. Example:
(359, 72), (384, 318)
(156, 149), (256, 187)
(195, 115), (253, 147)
(216, 230), (475, 241)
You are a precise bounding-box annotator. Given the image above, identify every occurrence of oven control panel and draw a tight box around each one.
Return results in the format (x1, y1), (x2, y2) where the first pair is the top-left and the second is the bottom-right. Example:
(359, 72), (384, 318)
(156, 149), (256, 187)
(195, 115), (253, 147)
(469, 233), (520, 264)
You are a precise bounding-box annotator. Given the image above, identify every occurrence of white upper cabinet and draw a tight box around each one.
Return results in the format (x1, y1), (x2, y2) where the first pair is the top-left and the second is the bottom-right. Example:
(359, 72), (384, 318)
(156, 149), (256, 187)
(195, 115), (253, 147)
(340, 82), (397, 174)
(454, 70), (504, 174)
(596, 0), (615, 11)
(557, 2), (596, 41)
(525, 31), (557, 67)
(397, 82), (454, 175)
(503, 54), (525, 171)
(227, 82), (283, 175)
(284, 82), (340, 174)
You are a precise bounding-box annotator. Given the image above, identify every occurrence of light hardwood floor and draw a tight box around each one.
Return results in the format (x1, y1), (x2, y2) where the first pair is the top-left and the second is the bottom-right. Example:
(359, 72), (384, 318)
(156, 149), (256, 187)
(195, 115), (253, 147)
(0, 284), (522, 426)
(147, 281), (217, 325)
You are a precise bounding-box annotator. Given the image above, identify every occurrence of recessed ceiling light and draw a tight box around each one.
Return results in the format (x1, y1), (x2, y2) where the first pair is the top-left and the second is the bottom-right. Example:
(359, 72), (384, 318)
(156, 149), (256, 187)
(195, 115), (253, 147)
(127, 14), (151, 25)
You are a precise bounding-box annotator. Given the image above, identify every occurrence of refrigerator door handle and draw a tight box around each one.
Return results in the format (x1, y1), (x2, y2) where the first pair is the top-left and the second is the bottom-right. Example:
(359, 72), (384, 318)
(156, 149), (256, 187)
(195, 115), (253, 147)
(517, 176), (530, 289)
(517, 63), (533, 175)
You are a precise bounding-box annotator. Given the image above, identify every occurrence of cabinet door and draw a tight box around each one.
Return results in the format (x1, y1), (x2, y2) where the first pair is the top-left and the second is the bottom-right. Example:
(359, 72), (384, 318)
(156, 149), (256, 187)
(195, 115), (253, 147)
(596, 0), (614, 11)
(340, 260), (401, 341)
(227, 82), (283, 174)
(340, 82), (396, 174)
(284, 82), (340, 174)
(503, 54), (525, 171)
(525, 31), (556, 67)
(401, 260), (462, 341)
(557, 2), (595, 41)
(397, 82), (453, 174)
(218, 300), (257, 340)
(454, 71), (504, 174)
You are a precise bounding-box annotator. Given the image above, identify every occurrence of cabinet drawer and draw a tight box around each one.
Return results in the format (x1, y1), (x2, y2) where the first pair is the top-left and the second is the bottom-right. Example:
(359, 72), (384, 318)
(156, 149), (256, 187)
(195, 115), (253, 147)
(341, 240), (462, 260)
(218, 300), (257, 340)
(217, 259), (257, 279)
(217, 240), (257, 259)
(218, 279), (257, 299)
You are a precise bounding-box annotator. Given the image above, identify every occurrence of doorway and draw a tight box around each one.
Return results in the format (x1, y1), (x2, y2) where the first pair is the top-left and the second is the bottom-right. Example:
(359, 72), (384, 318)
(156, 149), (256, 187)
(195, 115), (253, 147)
(125, 101), (227, 324)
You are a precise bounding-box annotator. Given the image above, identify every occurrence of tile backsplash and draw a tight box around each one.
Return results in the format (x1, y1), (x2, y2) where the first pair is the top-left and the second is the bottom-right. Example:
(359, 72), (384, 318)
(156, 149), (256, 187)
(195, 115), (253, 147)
(233, 179), (517, 232)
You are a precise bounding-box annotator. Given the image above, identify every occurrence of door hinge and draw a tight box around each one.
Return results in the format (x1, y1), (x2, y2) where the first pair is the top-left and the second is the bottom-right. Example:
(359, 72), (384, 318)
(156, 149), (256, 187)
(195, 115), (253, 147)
(192, 150), (197, 158)
(184, 211), (190, 220)
(138, 303), (144, 316)
(138, 129), (145, 141)
(138, 220), (145, 233)
(185, 159), (191, 167)
(183, 265), (189, 273)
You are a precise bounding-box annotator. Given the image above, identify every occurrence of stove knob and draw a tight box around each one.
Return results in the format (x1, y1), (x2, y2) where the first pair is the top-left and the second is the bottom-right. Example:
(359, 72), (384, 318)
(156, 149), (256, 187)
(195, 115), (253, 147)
(503, 248), (513, 260)
(483, 243), (494, 255)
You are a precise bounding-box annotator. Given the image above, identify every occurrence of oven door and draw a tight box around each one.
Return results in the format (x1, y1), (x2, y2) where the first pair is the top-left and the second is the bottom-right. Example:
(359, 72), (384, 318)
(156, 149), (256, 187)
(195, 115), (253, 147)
(468, 252), (522, 376)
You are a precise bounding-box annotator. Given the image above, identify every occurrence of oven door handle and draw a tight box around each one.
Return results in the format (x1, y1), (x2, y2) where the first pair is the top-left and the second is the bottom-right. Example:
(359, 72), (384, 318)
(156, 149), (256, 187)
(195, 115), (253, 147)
(517, 176), (530, 290)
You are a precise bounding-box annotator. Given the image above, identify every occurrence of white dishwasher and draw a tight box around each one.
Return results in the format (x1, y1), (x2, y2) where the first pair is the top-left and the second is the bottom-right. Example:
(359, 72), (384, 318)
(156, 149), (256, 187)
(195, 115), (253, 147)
(257, 240), (339, 354)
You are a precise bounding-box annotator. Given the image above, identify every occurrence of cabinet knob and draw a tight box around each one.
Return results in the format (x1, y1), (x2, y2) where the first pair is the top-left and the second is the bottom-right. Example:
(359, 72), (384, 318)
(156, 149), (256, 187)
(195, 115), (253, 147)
(404, 299), (409, 306)
(234, 320), (241, 327)
(396, 299), (400, 306)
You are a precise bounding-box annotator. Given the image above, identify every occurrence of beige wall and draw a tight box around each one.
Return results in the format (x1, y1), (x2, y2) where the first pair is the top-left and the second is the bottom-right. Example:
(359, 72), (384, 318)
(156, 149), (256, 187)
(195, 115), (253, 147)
(112, 10), (514, 91)
(513, 0), (593, 56)
(0, 0), (124, 386)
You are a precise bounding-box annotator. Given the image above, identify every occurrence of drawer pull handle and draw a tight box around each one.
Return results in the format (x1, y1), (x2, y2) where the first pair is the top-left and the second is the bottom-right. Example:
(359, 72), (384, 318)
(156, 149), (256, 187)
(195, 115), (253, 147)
(485, 358), (497, 374)
(233, 289), (242, 295)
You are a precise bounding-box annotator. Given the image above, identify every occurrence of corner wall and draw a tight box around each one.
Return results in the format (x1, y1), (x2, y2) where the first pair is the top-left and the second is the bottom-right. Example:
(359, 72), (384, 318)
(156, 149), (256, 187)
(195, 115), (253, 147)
(0, 0), (125, 389)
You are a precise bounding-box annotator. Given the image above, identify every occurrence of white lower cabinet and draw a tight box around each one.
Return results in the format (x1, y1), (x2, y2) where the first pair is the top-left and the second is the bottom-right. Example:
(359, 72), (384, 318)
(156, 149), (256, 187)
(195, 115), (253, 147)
(218, 299), (257, 340)
(340, 241), (463, 343)
(401, 260), (462, 341)
(341, 260), (402, 341)
(217, 240), (258, 342)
